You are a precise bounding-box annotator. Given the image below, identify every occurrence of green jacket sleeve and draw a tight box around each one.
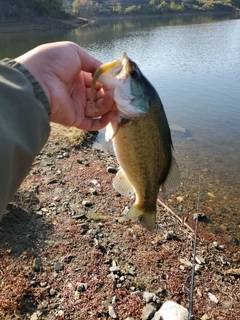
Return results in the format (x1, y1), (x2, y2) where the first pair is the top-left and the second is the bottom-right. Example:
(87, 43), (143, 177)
(0, 59), (51, 219)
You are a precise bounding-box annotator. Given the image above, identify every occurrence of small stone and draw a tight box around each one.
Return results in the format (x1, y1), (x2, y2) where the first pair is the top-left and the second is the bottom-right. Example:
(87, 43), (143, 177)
(107, 273), (117, 280)
(195, 256), (205, 264)
(112, 295), (117, 304)
(82, 200), (93, 207)
(179, 258), (192, 267)
(36, 211), (43, 218)
(201, 314), (211, 320)
(193, 212), (206, 220)
(176, 196), (184, 203)
(213, 241), (219, 248)
(109, 266), (121, 273)
(90, 179), (101, 188)
(143, 291), (155, 303)
(222, 300), (232, 311)
(155, 301), (188, 320)
(54, 261), (64, 272)
(89, 187), (98, 195)
(107, 166), (118, 174)
(58, 310), (64, 317)
(40, 282), (47, 288)
(54, 196), (61, 202)
(208, 292), (219, 304)
(142, 304), (157, 320)
(164, 230), (175, 240)
(49, 288), (56, 296)
(63, 152), (69, 157)
(195, 264), (202, 272)
(108, 305), (118, 319)
(77, 282), (88, 292)
(30, 311), (42, 320)
(207, 192), (215, 198)
(74, 290), (80, 300)
(32, 258), (42, 271)
(226, 268), (240, 276)
(132, 290), (142, 297)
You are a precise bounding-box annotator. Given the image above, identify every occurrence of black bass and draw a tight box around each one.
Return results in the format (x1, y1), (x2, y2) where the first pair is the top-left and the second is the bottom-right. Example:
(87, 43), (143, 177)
(92, 53), (180, 230)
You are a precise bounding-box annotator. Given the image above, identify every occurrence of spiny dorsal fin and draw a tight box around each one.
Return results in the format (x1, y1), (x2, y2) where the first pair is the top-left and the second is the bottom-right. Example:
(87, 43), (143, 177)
(162, 156), (180, 195)
(113, 167), (135, 197)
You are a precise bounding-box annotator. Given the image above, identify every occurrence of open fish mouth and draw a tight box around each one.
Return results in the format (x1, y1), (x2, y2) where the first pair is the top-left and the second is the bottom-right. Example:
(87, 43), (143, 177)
(92, 52), (149, 119)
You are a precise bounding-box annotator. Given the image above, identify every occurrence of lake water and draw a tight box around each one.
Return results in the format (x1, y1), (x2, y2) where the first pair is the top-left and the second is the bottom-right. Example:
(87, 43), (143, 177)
(0, 13), (239, 253)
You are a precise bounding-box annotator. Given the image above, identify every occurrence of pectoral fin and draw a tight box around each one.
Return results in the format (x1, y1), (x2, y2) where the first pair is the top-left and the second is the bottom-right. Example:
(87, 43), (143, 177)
(113, 167), (135, 197)
(161, 156), (180, 194)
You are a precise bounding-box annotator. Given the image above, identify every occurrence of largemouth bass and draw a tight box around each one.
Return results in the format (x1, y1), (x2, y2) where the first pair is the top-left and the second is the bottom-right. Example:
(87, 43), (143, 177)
(92, 53), (180, 230)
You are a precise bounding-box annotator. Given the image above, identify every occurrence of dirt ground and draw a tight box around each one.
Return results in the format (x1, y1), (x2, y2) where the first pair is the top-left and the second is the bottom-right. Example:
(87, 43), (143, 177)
(0, 124), (239, 320)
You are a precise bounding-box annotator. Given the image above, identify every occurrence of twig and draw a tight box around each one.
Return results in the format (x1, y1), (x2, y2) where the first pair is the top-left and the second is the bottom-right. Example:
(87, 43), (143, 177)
(157, 199), (195, 234)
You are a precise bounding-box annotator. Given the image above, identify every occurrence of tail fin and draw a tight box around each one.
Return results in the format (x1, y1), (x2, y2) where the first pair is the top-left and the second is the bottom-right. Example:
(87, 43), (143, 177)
(126, 204), (156, 231)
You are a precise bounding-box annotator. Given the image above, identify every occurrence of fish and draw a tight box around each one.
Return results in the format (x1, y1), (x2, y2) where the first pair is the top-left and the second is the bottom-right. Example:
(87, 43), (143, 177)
(92, 52), (180, 230)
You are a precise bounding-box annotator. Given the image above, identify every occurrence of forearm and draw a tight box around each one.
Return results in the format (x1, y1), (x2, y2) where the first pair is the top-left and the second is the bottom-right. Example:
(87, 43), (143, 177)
(0, 59), (51, 219)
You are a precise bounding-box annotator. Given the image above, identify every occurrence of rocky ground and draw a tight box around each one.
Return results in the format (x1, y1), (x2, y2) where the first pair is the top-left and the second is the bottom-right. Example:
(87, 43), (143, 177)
(0, 124), (239, 320)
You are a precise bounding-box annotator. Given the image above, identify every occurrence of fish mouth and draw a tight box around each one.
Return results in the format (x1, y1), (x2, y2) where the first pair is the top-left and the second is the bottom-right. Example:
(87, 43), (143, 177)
(92, 52), (149, 119)
(92, 52), (132, 83)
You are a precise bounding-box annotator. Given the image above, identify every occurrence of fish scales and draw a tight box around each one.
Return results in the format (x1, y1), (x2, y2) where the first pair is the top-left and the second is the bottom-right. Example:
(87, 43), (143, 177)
(91, 52), (180, 230)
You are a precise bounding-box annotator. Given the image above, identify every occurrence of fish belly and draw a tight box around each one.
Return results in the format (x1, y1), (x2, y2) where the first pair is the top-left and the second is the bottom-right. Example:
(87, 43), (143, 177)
(112, 105), (172, 229)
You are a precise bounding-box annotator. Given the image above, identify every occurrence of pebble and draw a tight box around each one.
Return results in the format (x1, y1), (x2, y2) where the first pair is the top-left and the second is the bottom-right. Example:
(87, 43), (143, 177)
(82, 200), (93, 207)
(153, 301), (188, 320)
(143, 291), (155, 303)
(90, 179), (101, 188)
(108, 305), (119, 319)
(74, 290), (80, 300)
(30, 311), (42, 320)
(58, 310), (64, 317)
(201, 314), (211, 320)
(221, 300), (232, 311)
(32, 257), (42, 271)
(107, 166), (118, 174)
(208, 292), (219, 304)
(109, 266), (121, 273)
(142, 304), (157, 320)
(195, 255), (205, 264)
(193, 212), (206, 220)
(226, 267), (240, 275)
(35, 211), (43, 218)
(213, 241), (219, 248)
(164, 230), (175, 240)
(54, 261), (64, 272)
(179, 258), (192, 267)
(176, 196), (184, 203)
(49, 288), (56, 296)
(77, 282), (88, 292)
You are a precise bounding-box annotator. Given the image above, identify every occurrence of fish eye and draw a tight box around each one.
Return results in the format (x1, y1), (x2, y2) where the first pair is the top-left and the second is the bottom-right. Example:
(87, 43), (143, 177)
(130, 70), (139, 80)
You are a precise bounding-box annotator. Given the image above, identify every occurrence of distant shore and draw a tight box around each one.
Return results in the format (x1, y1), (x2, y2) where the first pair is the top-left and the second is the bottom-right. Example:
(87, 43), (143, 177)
(0, 10), (239, 34)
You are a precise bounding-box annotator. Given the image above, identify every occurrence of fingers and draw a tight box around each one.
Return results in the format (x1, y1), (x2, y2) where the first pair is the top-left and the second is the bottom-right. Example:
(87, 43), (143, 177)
(85, 89), (115, 118)
(76, 109), (117, 132)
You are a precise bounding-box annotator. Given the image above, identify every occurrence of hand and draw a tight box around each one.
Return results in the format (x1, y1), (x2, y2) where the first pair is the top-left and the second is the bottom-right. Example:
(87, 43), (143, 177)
(15, 41), (116, 131)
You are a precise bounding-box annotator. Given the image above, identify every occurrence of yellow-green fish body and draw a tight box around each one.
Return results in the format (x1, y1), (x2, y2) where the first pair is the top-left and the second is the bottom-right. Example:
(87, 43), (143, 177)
(92, 53), (180, 230)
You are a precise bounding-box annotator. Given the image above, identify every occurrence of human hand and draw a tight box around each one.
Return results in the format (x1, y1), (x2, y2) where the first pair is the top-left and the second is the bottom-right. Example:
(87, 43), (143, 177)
(15, 41), (116, 131)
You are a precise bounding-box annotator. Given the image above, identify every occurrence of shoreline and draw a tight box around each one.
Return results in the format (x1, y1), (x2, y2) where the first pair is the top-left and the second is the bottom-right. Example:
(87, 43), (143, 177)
(0, 10), (239, 33)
